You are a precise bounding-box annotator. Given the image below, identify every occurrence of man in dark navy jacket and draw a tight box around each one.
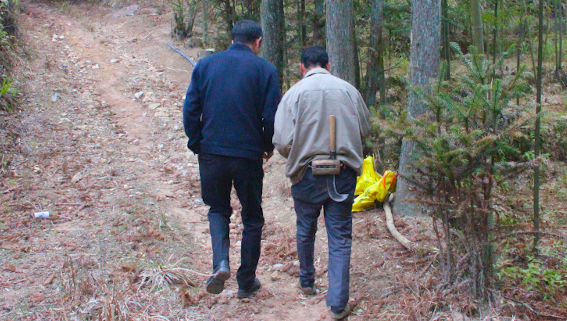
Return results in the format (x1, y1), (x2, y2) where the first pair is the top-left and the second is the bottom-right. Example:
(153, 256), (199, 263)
(183, 20), (281, 299)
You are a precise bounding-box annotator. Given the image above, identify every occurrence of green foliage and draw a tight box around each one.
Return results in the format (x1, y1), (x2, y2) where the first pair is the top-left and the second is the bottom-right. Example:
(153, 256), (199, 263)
(0, 77), (16, 111)
(400, 44), (532, 299)
(499, 256), (567, 302)
(0, 0), (17, 112)
(542, 116), (567, 161)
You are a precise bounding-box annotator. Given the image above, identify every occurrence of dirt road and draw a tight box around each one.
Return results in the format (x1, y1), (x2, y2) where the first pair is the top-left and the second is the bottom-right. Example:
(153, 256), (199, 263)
(1, 2), (438, 320)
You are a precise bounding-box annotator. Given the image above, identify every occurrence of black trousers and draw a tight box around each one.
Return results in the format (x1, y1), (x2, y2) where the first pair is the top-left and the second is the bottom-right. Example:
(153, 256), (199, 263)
(198, 153), (264, 290)
(292, 167), (356, 310)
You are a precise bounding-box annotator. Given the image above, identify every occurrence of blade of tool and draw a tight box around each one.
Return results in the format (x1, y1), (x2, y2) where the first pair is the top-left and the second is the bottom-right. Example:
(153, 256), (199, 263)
(327, 175), (348, 202)
(326, 115), (349, 202)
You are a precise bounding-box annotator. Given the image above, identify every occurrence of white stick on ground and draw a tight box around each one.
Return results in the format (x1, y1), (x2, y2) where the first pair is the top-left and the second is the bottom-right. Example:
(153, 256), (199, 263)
(383, 193), (414, 250)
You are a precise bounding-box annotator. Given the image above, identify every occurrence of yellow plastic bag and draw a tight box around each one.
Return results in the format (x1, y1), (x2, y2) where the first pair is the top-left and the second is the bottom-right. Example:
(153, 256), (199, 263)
(352, 157), (397, 213)
(354, 157), (381, 195)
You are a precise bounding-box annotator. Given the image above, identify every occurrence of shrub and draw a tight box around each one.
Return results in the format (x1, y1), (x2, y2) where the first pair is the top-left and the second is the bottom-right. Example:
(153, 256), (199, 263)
(402, 44), (532, 300)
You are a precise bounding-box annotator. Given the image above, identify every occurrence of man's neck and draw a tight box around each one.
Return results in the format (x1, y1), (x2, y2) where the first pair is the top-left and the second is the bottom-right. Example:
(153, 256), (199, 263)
(302, 66), (326, 77)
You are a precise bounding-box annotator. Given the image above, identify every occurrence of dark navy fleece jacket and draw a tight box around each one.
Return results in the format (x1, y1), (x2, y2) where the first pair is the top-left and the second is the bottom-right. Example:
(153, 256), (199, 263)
(183, 43), (281, 159)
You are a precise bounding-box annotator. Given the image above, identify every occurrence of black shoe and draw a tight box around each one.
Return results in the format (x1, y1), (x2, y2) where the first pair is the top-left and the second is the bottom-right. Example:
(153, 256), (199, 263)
(237, 278), (261, 299)
(330, 305), (351, 320)
(206, 261), (230, 294)
(298, 280), (317, 295)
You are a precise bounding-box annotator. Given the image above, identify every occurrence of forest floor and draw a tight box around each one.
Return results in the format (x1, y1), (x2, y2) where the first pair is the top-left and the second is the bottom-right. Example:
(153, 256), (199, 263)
(0, 1), (565, 320)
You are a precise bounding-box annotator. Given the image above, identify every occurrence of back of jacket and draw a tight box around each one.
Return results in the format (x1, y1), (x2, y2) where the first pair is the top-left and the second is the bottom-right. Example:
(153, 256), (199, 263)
(273, 68), (371, 184)
(183, 43), (281, 159)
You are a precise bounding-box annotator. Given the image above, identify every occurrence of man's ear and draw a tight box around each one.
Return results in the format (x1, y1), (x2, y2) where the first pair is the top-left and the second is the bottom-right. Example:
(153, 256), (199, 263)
(255, 37), (262, 48)
(231, 40), (234, 45)
(300, 63), (306, 76)
(324, 63), (330, 71)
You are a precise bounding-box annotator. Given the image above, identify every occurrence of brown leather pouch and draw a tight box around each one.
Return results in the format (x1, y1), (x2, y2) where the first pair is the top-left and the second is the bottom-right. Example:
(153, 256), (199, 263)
(311, 159), (341, 176)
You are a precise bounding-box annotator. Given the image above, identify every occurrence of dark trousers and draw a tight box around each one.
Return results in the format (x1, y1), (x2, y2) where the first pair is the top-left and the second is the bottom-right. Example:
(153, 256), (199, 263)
(291, 167), (356, 310)
(198, 153), (264, 290)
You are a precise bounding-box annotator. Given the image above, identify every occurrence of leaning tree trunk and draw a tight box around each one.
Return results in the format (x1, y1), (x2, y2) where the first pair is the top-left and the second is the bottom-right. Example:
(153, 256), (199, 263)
(393, 0), (441, 216)
(326, 0), (356, 85)
(365, 0), (386, 107)
(471, 0), (485, 54)
(261, 0), (285, 87)
(313, 0), (325, 46)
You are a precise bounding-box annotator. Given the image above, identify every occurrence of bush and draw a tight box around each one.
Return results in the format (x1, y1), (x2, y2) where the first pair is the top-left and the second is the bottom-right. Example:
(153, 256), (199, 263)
(170, 0), (198, 40)
(0, 0), (18, 112)
(400, 44), (532, 300)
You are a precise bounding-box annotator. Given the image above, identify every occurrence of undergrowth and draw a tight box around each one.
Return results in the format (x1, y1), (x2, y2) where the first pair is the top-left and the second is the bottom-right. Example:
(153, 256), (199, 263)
(0, 0), (18, 112)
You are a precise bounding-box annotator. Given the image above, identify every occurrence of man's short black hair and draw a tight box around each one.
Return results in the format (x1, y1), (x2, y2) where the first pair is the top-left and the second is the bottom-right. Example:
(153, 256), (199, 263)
(232, 20), (263, 44)
(301, 46), (329, 69)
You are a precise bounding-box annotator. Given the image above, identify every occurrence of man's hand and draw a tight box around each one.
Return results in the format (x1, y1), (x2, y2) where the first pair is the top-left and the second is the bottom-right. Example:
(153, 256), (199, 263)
(263, 151), (274, 161)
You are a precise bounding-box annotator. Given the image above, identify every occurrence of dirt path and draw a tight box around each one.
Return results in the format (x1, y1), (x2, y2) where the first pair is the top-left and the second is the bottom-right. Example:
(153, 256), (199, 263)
(1, 2), (440, 320)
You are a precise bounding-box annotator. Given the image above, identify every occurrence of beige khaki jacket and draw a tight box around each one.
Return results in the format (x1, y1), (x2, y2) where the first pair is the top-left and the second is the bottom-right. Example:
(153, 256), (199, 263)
(273, 68), (371, 184)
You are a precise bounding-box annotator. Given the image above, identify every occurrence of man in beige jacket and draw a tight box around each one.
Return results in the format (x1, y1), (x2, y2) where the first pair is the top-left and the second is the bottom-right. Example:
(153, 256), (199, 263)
(273, 46), (370, 320)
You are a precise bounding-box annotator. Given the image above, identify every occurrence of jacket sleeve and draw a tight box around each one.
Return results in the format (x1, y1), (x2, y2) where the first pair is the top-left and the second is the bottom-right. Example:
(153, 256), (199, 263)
(272, 89), (296, 158)
(261, 67), (282, 153)
(183, 64), (203, 154)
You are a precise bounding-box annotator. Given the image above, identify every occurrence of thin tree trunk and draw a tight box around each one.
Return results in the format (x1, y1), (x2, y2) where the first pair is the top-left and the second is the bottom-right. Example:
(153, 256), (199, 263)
(202, 0), (208, 46)
(221, 0), (235, 34)
(517, 18), (525, 105)
(297, 0), (306, 48)
(365, 0), (385, 106)
(353, 14), (361, 89)
(442, 0), (451, 80)
(313, 0), (325, 46)
(394, 0), (441, 217)
(555, 0), (563, 72)
(492, 0), (499, 73)
(471, 0), (485, 54)
(326, 0), (356, 85)
(533, 0), (544, 252)
(261, 0), (285, 87)
(560, 2), (563, 71)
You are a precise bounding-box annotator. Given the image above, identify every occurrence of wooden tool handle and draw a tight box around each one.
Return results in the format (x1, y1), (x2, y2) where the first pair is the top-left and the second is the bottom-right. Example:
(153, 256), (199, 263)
(329, 115), (336, 153)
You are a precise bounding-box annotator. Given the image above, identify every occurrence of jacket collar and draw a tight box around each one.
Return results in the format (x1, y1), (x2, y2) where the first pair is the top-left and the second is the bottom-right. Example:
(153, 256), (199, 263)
(229, 43), (254, 53)
(304, 67), (330, 78)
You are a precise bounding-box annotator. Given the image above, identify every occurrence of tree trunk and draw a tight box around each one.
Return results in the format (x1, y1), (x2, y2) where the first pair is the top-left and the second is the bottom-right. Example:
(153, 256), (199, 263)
(220, 0), (235, 34)
(364, 0), (386, 106)
(261, 0), (285, 87)
(470, 0), (484, 54)
(202, 0), (209, 46)
(326, 0), (355, 85)
(313, 0), (325, 46)
(555, 0), (563, 73)
(517, 18), (525, 105)
(492, 0), (498, 61)
(560, 2), (563, 71)
(353, 14), (361, 89)
(393, 0), (441, 217)
(442, 0), (451, 80)
(245, 0), (260, 21)
(533, 0), (544, 252)
(492, 0), (499, 72)
(297, 0), (306, 48)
